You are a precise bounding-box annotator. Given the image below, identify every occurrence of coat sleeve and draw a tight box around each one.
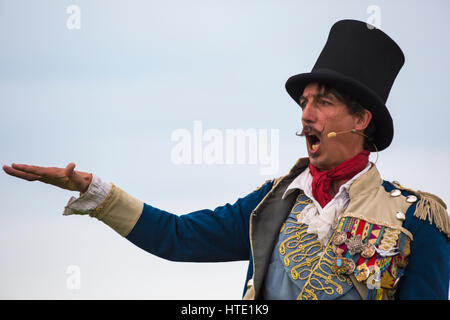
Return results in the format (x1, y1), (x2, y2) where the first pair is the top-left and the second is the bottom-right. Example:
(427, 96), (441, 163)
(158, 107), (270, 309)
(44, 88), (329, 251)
(396, 201), (450, 300)
(124, 181), (273, 263)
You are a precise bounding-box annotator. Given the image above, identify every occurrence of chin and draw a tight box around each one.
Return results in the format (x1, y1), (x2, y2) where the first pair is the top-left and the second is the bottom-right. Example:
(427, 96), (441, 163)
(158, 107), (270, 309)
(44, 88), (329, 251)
(308, 155), (322, 168)
(308, 154), (334, 171)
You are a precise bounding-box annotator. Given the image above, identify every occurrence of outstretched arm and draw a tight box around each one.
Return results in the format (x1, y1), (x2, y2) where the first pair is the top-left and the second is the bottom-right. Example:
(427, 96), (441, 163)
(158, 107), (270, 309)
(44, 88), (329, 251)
(3, 161), (274, 263)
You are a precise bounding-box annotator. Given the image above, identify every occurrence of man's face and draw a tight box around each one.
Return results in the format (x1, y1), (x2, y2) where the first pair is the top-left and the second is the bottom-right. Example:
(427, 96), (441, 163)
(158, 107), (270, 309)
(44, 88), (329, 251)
(300, 82), (369, 170)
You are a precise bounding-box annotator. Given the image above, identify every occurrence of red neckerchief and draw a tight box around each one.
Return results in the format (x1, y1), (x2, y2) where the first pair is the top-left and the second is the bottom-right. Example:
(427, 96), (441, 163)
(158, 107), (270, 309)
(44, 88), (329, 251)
(308, 150), (370, 208)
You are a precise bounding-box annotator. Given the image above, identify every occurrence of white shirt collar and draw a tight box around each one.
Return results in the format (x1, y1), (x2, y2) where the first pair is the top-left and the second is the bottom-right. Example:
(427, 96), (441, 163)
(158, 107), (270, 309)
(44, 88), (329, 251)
(281, 161), (372, 245)
(281, 161), (372, 205)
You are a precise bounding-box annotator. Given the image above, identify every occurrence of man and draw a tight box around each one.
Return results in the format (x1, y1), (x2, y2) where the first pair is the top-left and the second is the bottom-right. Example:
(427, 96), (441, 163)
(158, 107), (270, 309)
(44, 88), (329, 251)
(3, 20), (450, 299)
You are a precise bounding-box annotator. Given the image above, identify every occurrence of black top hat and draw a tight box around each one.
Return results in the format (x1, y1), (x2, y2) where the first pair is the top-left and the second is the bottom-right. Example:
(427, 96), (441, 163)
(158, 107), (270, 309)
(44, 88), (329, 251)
(285, 19), (405, 151)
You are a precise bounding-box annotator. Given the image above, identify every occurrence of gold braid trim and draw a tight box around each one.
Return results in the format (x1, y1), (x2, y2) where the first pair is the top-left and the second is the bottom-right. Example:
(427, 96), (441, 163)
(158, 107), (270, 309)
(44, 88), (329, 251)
(392, 182), (450, 239)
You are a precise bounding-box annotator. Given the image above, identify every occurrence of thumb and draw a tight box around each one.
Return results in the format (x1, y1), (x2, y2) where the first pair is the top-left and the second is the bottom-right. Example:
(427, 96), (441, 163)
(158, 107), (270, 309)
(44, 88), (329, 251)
(65, 162), (76, 178)
(65, 163), (92, 194)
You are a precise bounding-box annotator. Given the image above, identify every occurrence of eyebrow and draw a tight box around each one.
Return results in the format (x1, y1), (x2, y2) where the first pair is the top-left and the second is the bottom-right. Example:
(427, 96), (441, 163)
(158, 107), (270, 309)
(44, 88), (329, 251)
(299, 93), (335, 104)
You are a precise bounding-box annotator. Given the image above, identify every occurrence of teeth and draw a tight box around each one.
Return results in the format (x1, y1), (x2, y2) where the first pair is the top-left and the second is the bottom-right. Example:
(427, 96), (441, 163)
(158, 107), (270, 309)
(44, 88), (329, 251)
(312, 144), (319, 150)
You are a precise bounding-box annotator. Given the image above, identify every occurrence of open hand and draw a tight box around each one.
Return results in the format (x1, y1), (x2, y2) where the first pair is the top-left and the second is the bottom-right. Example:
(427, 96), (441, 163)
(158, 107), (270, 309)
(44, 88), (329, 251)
(2, 162), (93, 194)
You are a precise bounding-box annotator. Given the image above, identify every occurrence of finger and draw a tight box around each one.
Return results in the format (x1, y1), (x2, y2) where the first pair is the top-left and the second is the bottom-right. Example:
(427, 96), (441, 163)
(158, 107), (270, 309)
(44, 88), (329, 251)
(3, 165), (42, 180)
(11, 163), (65, 179)
(3, 165), (42, 181)
(11, 163), (48, 176)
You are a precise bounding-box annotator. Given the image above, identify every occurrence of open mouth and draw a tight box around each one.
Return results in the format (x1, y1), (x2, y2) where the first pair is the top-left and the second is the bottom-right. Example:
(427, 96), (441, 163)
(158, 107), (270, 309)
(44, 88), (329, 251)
(306, 133), (321, 154)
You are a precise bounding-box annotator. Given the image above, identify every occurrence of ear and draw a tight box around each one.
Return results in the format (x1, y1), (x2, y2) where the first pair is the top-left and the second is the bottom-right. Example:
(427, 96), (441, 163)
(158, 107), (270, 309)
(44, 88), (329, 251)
(353, 109), (372, 131)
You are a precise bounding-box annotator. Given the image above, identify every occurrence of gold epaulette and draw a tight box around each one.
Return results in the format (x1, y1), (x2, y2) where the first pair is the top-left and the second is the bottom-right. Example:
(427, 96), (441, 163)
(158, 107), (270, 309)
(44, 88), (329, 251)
(391, 181), (450, 239)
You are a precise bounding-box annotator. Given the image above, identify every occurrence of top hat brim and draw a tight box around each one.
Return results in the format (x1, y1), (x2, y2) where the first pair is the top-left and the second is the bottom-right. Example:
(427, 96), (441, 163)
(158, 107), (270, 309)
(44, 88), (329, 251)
(285, 68), (393, 151)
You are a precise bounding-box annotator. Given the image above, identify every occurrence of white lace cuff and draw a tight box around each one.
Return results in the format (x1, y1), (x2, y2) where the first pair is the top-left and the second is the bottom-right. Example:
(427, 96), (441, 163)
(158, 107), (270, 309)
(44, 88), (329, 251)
(63, 175), (112, 216)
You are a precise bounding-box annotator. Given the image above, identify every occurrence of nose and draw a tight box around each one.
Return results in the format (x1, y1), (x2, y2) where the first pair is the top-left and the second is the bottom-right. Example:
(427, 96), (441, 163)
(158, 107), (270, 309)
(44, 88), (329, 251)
(301, 100), (318, 125)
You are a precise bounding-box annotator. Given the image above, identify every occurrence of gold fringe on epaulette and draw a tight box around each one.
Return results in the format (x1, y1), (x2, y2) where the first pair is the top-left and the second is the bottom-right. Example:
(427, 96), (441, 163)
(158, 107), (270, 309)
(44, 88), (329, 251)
(414, 191), (450, 239)
(391, 182), (450, 239)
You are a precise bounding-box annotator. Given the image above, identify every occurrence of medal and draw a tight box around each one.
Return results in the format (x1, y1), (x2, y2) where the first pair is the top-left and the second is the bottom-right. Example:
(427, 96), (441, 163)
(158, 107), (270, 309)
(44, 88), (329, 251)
(345, 234), (365, 256)
(331, 255), (356, 275)
(332, 231), (348, 246)
(355, 263), (370, 282)
(361, 243), (376, 258)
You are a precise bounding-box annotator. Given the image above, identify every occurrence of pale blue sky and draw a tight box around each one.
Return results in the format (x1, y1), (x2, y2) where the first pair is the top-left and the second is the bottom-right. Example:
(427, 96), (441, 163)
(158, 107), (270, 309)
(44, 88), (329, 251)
(1, 0), (449, 299)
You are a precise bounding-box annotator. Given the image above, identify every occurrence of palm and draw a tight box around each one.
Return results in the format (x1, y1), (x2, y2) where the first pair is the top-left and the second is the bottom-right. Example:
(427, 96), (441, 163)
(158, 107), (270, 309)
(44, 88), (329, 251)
(2, 162), (92, 193)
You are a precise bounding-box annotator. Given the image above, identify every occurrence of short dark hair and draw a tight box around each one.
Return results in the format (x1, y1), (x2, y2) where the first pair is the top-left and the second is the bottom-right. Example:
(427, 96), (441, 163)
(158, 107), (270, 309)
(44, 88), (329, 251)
(316, 83), (377, 151)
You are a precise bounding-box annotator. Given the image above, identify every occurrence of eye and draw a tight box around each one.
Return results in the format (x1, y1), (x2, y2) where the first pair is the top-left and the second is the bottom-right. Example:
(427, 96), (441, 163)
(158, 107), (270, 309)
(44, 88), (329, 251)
(299, 100), (306, 110)
(319, 99), (331, 105)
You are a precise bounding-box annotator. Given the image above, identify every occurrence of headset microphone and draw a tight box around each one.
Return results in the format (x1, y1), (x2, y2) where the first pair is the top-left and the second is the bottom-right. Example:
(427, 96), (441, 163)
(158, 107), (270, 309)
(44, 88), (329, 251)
(327, 129), (369, 139)
(326, 129), (379, 164)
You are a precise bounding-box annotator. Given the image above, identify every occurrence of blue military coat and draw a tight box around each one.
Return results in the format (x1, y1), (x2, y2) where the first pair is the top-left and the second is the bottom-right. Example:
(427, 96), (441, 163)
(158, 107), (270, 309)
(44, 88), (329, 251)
(124, 161), (450, 299)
